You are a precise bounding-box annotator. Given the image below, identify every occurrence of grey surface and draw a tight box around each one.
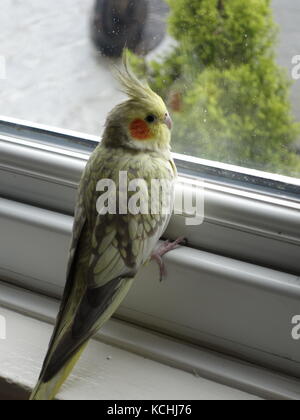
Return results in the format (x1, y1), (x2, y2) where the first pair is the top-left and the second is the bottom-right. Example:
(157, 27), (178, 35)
(0, 0), (170, 136)
(0, 0), (124, 135)
(0, 0), (299, 135)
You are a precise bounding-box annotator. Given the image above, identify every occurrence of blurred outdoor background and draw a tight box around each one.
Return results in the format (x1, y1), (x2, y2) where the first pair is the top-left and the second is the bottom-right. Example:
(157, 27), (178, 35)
(0, 0), (299, 177)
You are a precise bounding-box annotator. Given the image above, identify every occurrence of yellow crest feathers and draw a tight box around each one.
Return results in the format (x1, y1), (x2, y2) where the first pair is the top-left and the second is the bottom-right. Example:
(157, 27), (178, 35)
(114, 51), (160, 104)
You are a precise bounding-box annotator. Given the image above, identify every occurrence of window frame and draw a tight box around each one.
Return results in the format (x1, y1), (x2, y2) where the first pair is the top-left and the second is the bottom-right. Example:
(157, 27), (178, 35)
(0, 116), (300, 383)
(1, 115), (300, 200)
(1, 116), (299, 274)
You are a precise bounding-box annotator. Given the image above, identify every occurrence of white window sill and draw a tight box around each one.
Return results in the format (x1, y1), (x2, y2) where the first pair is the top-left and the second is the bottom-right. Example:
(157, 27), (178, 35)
(0, 306), (260, 401)
(1, 282), (300, 400)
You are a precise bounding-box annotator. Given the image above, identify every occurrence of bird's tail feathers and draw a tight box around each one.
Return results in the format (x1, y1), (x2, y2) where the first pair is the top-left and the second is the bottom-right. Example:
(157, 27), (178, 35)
(29, 342), (88, 401)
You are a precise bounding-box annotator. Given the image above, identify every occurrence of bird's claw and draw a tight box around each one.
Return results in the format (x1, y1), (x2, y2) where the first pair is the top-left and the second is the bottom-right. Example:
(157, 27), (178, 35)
(151, 237), (188, 281)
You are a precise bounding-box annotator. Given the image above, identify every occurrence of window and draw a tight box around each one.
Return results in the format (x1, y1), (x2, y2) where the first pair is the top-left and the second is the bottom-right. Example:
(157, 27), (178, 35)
(1, 0), (300, 180)
(0, 0), (300, 397)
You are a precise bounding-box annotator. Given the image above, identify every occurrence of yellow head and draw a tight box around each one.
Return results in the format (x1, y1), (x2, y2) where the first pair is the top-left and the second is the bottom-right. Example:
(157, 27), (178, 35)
(102, 55), (172, 153)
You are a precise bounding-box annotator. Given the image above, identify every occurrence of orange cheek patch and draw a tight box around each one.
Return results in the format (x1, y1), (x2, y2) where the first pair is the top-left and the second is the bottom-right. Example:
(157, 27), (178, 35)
(130, 119), (152, 140)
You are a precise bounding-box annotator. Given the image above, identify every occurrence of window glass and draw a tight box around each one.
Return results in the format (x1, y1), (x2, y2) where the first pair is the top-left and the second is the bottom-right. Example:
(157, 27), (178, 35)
(0, 0), (299, 178)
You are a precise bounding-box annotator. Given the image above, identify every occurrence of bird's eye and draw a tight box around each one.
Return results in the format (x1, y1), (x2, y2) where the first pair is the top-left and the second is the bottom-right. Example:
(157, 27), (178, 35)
(145, 114), (156, 123)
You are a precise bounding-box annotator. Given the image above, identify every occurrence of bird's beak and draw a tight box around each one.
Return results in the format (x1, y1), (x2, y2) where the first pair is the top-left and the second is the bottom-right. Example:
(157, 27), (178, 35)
(164, 114), (173, 130)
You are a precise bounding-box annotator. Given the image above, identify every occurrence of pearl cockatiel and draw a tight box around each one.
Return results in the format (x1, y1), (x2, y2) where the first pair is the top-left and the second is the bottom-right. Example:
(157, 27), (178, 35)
(30, 57), (177, 400)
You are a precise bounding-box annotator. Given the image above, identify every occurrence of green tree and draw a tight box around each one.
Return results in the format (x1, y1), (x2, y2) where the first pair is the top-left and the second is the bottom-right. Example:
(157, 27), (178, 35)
(130, 0), (300, 176)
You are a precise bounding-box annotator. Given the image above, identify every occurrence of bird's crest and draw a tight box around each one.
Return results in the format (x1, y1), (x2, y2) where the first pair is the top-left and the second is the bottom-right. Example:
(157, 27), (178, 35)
(115, 51), (163, 107)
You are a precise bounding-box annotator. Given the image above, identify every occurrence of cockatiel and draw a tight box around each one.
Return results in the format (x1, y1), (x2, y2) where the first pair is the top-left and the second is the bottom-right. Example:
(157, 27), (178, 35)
(30, 57), (177, 400)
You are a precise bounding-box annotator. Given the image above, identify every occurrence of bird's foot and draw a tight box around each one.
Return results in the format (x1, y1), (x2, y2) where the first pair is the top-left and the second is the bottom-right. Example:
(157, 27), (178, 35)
(151, 237), (187, 282)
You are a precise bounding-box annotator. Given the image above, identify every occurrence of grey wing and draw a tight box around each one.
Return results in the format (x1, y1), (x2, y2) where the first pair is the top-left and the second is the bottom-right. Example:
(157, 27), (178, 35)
(40, 156), (176, 382)
(39, 205), (169, 383)
(56, 191), (89, 331)
(37, 198), (88, 379)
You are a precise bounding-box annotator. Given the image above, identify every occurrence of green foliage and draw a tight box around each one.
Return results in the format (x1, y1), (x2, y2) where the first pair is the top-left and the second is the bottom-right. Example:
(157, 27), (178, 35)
(171, 60), (300, 175)
(167, 0), (276, 68)
(130, 0), (300, 176)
